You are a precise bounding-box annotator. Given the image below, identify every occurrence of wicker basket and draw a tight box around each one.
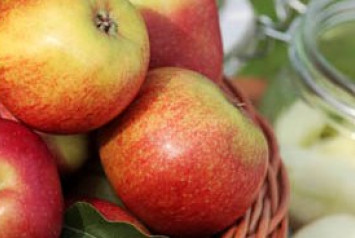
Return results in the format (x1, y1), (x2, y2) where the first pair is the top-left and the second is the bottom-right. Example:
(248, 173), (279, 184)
(217, 78), (290, 238)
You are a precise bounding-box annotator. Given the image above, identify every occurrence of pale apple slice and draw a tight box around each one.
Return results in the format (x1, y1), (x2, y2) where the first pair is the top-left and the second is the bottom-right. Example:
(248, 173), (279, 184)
(275, 100), (328, 147)
(293, 214), (355, 238)
(281, 145), (355, 225)
(311, 134), (355, 159)
(274, 100), (355, 226)
(275, 99), (355, 158)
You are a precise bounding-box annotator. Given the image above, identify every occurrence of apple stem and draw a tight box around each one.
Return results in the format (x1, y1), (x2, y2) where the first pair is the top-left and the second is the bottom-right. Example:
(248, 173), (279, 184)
(95, 10), (117, 36)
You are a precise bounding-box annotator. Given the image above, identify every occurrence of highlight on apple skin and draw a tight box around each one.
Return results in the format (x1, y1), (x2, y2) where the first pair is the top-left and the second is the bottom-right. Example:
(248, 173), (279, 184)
(0, 0), (150, 134)
(130, 0), (224, 83)
(99, 67), (268, 237)
(0, 119), (63, 238)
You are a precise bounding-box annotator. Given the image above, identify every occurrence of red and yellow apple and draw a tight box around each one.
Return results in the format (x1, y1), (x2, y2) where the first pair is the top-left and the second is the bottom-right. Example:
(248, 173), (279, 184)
(0, 119), (63, 238)
(0, 102), (90, 175)
(0, 0), (149, 133)
(129, 0), (224, 83)
(99, 67), (268, 237)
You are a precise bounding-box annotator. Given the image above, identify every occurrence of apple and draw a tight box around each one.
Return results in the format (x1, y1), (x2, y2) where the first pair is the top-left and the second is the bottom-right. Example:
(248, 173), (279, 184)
(40, 132), (90, 175)
(129, 0), (224, 83)
(68, 198), (150, 234)
(0, 102), (90, 175)
(0, 119), (63, 238)
(99, 67), (268, 237)
(0, 0), (150, 134)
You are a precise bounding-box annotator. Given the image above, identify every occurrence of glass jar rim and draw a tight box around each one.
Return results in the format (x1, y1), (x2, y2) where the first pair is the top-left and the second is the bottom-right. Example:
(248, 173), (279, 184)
(289, 0), (355, 133)
(303, 0), (355, 93)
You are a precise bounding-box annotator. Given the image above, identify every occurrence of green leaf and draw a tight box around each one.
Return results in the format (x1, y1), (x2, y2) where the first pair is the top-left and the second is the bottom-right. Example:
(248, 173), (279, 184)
(258, 65), (298, 123)
(250, 0), (277, 21)
(61, 202), (168, 238)
(238, 0), (294, 81)
(239, 41), (288, 82)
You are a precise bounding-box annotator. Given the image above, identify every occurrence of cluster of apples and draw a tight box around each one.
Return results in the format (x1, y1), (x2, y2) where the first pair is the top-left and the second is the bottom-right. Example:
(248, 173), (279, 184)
(0, 0), (269, 237)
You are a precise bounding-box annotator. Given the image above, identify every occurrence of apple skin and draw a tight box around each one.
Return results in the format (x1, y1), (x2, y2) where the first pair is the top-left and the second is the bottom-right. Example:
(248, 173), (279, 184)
(0, 0), (149, 133)
(99, 67), (268, 237)
(0, 102), (90, 175)
(0, 119), (63, 238)
(129, 0), (224, 83)
(40, 132), (90, 175)
(68, 198), (150, 234)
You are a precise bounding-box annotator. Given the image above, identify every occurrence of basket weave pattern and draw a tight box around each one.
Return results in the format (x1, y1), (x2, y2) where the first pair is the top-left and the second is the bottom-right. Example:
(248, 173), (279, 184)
(219, 79), (290, 238)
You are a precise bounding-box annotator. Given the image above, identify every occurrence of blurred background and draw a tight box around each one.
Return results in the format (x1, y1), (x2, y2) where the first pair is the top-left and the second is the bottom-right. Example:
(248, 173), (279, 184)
(219, 0), (355, 237)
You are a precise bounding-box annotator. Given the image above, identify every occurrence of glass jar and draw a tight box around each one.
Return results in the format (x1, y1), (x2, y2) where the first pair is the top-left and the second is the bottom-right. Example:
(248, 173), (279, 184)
(261, 0), (355, 229)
